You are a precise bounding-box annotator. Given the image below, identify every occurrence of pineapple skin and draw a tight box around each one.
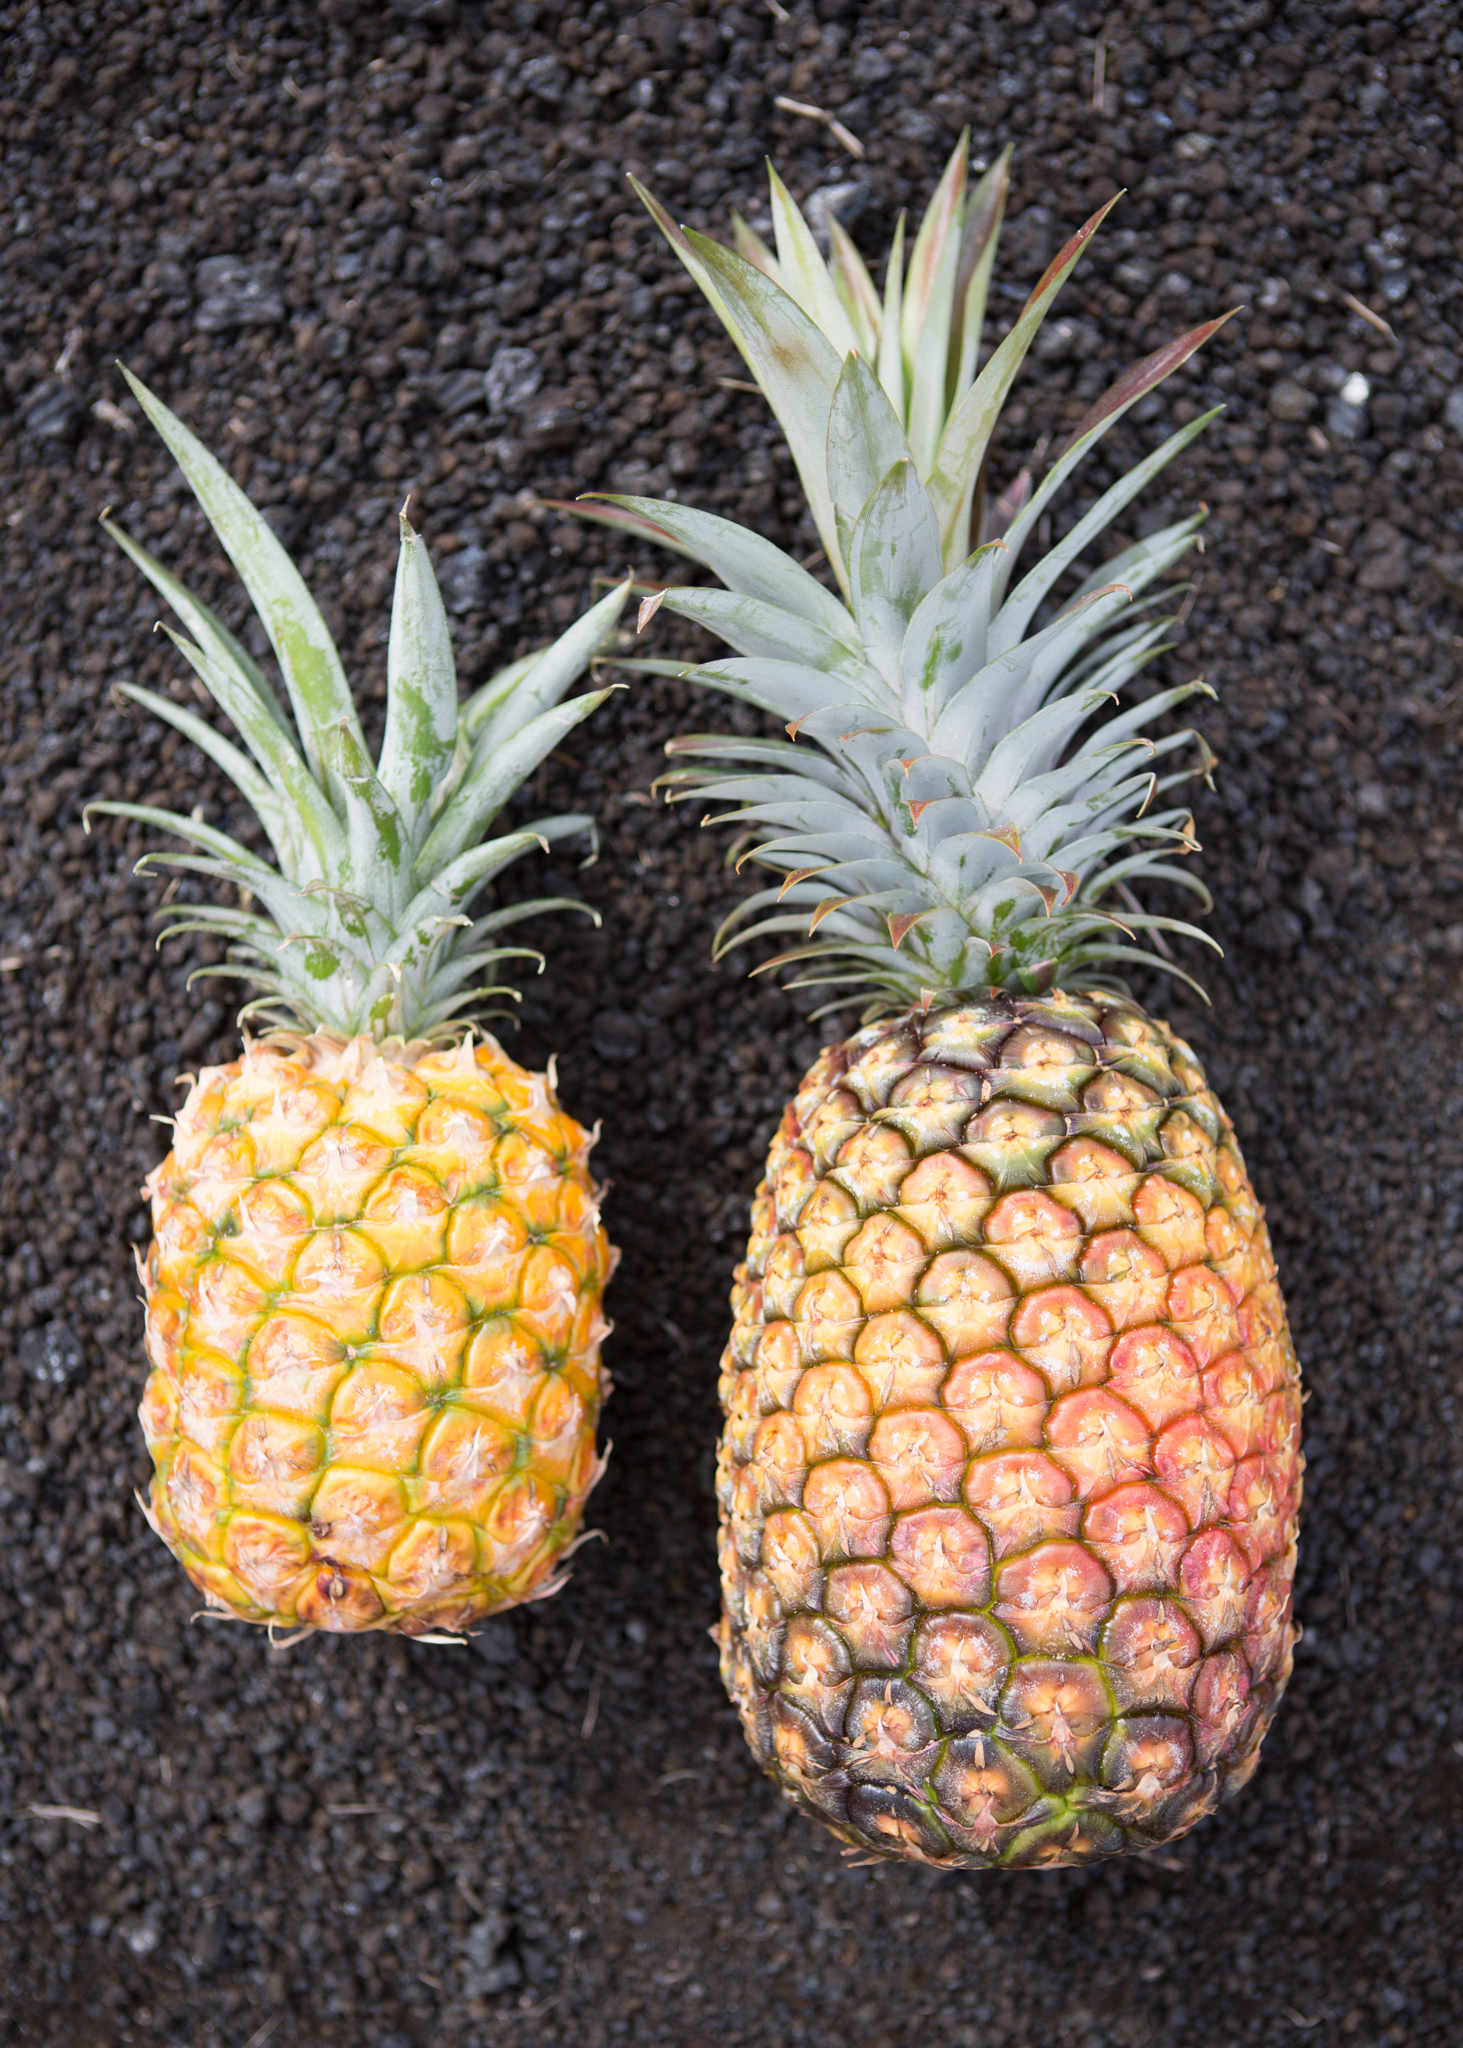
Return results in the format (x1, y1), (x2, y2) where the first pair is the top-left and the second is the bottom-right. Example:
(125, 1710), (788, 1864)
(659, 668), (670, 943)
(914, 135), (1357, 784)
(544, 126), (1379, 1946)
(717, 991), (1300, 1867)
(138, 1032), (613, 1634)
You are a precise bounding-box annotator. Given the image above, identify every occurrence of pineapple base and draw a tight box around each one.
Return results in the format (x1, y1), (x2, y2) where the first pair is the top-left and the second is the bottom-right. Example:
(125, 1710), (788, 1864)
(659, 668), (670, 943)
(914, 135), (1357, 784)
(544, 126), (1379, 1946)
(717, 991), (1301, 1868)
(138, 1031), (614, 1635)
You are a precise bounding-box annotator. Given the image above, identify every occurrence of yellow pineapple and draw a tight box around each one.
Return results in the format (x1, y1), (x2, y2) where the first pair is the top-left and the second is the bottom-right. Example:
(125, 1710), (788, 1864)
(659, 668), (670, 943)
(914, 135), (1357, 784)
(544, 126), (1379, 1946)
(93, 371), (628, 1635)
(597, 142), (1302, 1862)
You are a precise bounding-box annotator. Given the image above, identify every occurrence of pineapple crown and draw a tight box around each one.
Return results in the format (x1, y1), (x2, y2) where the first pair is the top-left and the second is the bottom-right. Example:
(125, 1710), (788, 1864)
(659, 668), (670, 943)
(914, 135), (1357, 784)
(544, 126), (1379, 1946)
(579, 140), (1232, 1016)
(89, 370), (629, 1043)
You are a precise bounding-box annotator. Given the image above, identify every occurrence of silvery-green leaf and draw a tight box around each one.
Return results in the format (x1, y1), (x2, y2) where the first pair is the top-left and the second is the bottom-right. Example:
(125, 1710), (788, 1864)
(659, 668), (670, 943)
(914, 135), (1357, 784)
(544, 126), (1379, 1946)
(120, 368), (364, 783)
(731, 211), (780, 277)
(990, 422), (1215, 653)
(117, 682), (285, 855)
(659, 586), (867, 675)
(901, 137), (967, 477)
(924, 195), (1121, 562)
(848, 460), (944, 688)
(157, 624), (340, 875)
(418, 690), (613, 875)
(85, 801), (297, 919)
(680, 656), (885, 724)
(466, 579), (629, 760)
(332, 719), (410, 923)
(460, 648), (547, 740)
(1065, 516), (1202, 611)
(380, 512), (459, 839)
(827, 352), (918, 569)
(988, 319), (1233, 613)
(898, 541), (1006, 731)
(102, 518), (292, 736)
(767, 162), (862, 361)
(401, 827), (555, 930)
(827, 214), (881, 358)
(876, 211), (907, 420)
(949, 150), (1010, 410)
(584, 493), (855, 640)
(972, 689), (1115, 817)
(678, 228), (846, 590)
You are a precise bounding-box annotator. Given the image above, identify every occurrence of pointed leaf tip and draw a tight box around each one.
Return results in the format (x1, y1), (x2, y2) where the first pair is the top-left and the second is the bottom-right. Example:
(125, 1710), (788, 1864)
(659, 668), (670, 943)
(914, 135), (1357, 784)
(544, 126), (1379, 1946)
(888, 910), (931, 951)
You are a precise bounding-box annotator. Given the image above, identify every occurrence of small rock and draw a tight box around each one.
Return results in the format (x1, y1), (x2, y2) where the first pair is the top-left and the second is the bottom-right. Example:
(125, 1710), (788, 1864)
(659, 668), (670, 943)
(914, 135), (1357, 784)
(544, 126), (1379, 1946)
(23, 383), (85, 440)
(1357, 551), (1409, 594)
(804, 181), (869, 252)
(1326, 373), (1370, 441)
(194, 256), (284, 332)
(462, 1910), (520, 1997)
(438, 544), (490, 616)
(898, 109), (938, 143)
(593, 1009), (644, 1063)
(470, 1618), (516, 1664)
(518, 54), (565, 102)
(1269, 380), (1316, 422)
(852, 46), (892, 84)
(19, 1320), (84, 1386)
(521, 396), (579, 454)
(421, 367), (483, 416)
(1253, 908), (1303, 955)
(484, 345), (542, 417)
(1003, 204), (1055, 276)
(1443, 388), (1463, 438)
(1356, 520), (1409, 593)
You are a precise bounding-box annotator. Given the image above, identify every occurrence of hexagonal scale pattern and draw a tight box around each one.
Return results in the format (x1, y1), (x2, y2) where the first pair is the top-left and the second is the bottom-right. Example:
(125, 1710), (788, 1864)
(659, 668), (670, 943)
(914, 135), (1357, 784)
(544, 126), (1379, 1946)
(138, 1033), (613, 1634)
(717, 991), (1301, 1868)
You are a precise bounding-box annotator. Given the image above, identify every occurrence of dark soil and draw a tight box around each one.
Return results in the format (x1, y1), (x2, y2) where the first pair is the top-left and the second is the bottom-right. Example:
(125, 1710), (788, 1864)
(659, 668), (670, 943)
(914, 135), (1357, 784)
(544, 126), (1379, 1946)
(2, 1), (1462, 2044)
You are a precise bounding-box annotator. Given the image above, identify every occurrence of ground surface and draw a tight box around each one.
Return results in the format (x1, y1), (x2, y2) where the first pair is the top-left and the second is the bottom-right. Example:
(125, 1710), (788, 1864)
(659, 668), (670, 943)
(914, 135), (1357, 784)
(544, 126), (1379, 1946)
(2, 2), (1462, 2045)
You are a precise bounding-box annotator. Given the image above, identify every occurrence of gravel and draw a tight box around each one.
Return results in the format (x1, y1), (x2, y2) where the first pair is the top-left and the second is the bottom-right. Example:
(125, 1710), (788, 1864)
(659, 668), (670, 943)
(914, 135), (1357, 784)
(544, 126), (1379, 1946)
(2, 1), (1462, 2045)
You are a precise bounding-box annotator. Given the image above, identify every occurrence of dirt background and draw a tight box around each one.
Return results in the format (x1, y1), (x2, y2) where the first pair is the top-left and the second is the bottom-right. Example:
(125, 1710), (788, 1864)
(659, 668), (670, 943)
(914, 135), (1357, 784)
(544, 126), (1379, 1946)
(2, 0), (1462, 2043)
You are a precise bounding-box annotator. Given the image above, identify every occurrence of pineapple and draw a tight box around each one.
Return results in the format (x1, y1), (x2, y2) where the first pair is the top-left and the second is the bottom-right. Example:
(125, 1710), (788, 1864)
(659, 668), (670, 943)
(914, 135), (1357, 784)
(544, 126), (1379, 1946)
(91, 371), (629, 1636)
(595, 143), (1301, 1863)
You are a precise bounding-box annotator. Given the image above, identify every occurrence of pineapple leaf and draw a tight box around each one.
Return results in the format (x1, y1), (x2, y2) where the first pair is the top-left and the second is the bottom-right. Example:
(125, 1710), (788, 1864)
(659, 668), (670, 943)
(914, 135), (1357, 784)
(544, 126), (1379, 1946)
(848, 460), (945, 687)
(827, 352), (918, 570)
(730, 211), (779, 277)
(991, 412), (1220, 648)
(84, 801), (297, 918)
(876, 212), (907, 419)
(902, 135), (968, 477)
(898, 541), (1011, 731)
(115, 681), (285, 854)
(401, 827), (558, 926)
(658, 586), (867, 675)
(925, 193), (1123, 562)
(583, 494), (854, 639)
(668, 224), (846, 589)
(418, 690), (614, 874)
(461, 577), (630, 761)
(949, 149), (1011, 412)
(119, 368), (364, 789)
(827, 214), (881, 357)
(154, 624), (343, 874)
(380, 511), (459, 839)
(540, 495), (704, 562)
(331, 719), (409, 919)
(459, 648), (549, 740)
(101, 517), (291, 737)
(767, 162), (862, 361)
